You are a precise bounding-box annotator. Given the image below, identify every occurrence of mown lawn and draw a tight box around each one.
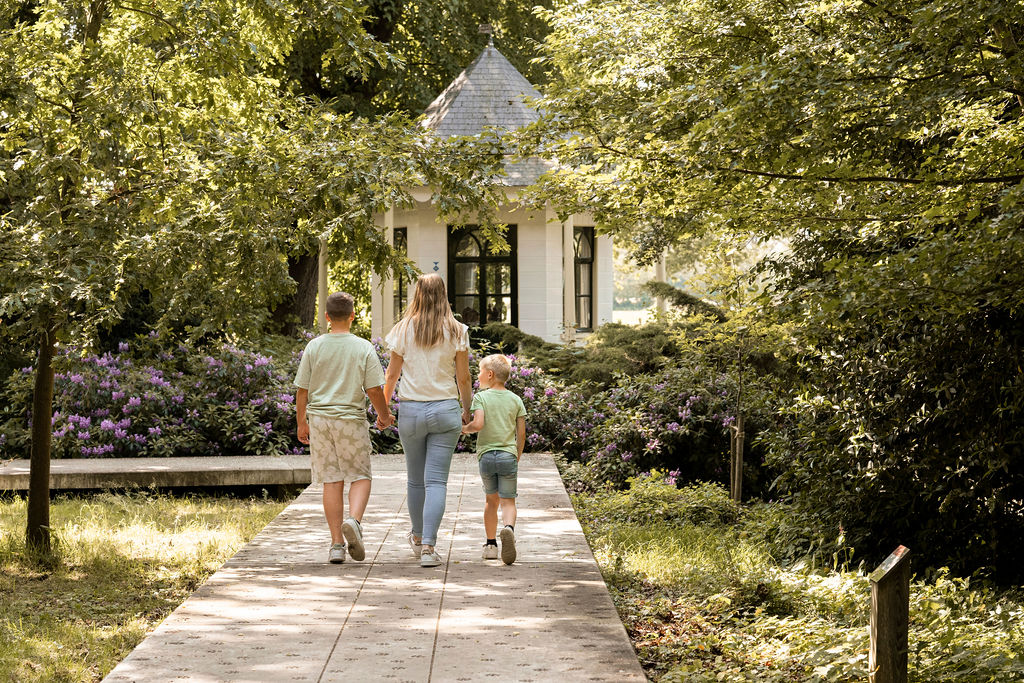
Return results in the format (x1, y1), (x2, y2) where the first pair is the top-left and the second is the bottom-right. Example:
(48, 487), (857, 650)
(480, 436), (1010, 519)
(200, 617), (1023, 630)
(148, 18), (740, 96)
(569, 473), (1024, 682)
(0, 490), (287, 682)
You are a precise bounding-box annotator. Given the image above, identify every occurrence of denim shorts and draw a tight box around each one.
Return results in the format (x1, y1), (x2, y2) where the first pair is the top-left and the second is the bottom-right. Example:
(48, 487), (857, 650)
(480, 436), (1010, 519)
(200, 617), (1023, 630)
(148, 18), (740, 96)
(478, 449), (518, 498)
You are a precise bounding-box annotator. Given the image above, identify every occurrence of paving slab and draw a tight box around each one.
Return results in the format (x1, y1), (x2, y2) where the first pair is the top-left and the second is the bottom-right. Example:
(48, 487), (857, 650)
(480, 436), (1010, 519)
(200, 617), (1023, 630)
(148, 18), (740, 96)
(102, 453), (646, 682)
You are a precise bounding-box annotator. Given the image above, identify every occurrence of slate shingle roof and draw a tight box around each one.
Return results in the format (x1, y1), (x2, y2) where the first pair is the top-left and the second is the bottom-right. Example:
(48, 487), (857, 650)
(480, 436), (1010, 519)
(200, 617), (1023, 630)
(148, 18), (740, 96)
(422, 43), (552, 186)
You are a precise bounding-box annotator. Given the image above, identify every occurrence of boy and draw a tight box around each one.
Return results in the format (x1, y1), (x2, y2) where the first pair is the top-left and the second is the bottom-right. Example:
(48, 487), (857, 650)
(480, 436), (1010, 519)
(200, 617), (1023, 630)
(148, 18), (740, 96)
(461, 354), (526, 565)
(295, 292), (394, 564)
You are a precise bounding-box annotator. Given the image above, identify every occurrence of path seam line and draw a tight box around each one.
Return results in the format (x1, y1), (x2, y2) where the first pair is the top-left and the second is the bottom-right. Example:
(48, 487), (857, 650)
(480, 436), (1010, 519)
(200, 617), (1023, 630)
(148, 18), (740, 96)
(317, 493), (407, 682)
(427, 468), (466, 683)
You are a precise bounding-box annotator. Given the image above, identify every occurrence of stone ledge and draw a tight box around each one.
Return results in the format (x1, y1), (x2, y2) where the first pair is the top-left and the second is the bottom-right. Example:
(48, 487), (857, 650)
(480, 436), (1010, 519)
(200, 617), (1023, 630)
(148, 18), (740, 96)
(0, 455), (313, 491)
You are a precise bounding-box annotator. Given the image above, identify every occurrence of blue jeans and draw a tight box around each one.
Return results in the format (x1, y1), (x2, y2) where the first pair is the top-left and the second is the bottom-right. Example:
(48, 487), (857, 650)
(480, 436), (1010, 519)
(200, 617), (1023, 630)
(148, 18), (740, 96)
(398, 399), (462, 546)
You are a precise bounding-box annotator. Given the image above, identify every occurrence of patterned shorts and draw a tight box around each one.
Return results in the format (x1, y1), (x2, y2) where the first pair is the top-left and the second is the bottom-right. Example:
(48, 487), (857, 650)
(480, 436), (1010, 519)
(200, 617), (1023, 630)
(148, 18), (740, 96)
(307, 415), (373, 484)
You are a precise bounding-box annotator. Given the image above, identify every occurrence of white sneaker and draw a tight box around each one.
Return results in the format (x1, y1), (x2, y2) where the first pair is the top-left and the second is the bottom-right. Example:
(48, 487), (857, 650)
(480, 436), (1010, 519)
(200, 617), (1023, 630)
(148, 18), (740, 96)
(342, 518), (365, 561)
(328, 543), (346, 564)
(406, 530), (422, 557)
(499, 526), (516, 565)
(481, 543), (499, 560)
(420, 547), (442, 567)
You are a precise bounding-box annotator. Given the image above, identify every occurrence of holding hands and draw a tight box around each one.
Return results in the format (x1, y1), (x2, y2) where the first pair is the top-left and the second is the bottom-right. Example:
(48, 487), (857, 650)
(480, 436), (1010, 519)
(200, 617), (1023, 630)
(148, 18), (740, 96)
(375, 411), (395, 430)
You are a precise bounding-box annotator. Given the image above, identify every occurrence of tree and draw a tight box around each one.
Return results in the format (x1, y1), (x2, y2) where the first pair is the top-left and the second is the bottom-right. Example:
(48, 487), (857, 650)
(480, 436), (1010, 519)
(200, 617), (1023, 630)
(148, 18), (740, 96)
(526, 0), (1024, 576)
(0, 0), (504, 553)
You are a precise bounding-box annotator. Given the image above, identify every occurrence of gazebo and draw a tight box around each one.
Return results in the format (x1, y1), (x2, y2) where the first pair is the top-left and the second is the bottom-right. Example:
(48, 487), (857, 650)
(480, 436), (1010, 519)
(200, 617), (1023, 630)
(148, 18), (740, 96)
(365, 39), (614, 343)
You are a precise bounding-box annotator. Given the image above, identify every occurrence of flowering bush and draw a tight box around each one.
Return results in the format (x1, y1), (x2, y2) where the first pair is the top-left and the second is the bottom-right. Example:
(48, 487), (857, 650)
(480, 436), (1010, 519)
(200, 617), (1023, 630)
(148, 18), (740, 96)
(0, 335), (308, 459)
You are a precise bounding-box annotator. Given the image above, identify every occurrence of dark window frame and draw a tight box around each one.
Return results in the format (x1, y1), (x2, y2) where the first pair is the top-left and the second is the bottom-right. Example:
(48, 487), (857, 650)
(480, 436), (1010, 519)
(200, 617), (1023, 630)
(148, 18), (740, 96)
(447, 225), (518, 327)
(392, 227), (408, 318)
(574, 226), (595, 332)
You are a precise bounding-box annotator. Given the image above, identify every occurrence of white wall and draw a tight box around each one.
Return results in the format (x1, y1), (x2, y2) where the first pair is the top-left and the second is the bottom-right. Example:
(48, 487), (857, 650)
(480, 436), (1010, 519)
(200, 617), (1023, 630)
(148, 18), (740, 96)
(372, 199), (612, 345)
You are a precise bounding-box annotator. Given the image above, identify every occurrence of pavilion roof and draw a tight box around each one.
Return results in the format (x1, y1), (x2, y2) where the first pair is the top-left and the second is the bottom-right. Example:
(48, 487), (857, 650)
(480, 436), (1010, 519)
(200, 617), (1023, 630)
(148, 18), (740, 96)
(422, 42), (552, 186)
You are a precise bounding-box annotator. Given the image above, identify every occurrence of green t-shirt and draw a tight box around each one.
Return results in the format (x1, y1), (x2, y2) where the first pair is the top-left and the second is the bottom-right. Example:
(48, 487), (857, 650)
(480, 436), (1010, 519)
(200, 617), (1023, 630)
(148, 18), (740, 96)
(294, 333), (386, 421)
(470, 388), (527, 457)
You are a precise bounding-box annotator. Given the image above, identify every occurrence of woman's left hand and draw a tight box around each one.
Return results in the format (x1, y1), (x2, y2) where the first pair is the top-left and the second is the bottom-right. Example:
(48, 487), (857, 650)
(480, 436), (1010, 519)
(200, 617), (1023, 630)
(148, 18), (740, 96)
(462, 408), (471, 425)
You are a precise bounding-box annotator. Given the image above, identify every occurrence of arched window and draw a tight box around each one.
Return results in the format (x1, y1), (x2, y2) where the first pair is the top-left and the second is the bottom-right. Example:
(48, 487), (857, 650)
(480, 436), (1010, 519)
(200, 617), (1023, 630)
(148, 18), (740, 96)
(575, 226), (595, 331)
(447, 225), (517, 327)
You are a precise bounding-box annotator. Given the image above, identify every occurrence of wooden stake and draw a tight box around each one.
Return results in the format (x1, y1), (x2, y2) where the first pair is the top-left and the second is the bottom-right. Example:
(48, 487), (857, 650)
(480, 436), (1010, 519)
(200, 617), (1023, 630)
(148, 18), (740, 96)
(869, 545), (911, 683)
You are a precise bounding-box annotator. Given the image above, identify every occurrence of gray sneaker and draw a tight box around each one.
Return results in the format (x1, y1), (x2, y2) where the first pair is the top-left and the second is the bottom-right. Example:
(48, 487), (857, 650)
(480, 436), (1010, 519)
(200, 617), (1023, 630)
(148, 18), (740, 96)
(328, 543), (346, 564)
(420, 547), (442, 567)
(406, 530), (422, 557)
(499, 526), (516, 565)
(342, 518), (365, 561)
(482, 543), (499, 560)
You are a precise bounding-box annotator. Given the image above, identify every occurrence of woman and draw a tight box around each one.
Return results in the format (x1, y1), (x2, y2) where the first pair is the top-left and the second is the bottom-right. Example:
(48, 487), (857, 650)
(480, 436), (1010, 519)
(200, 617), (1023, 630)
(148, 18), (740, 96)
(383, 273), (473, 567)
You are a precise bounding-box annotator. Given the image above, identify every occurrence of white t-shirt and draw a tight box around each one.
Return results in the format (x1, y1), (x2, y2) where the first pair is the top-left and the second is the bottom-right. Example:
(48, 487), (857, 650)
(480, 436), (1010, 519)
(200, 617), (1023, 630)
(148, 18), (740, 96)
(385, 320), (470, 402)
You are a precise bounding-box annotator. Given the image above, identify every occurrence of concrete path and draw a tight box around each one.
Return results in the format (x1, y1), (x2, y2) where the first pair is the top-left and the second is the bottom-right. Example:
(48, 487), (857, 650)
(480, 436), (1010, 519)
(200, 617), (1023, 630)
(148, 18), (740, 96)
(103, 453), (646, 683)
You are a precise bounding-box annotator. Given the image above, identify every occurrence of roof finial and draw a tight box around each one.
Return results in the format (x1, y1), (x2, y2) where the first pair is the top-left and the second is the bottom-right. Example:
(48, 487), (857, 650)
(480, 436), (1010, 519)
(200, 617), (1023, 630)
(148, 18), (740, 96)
(478, 23), (494, 47)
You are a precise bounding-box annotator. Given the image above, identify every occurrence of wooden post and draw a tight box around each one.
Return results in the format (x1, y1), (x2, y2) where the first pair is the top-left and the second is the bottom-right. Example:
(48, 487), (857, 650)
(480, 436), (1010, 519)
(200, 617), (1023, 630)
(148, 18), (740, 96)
(869, 545), (911, 683)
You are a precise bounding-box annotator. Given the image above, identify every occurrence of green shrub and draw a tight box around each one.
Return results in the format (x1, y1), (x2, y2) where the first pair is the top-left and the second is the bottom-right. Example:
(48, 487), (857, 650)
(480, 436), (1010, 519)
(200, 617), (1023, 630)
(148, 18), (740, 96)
(575, 472), (738, 529)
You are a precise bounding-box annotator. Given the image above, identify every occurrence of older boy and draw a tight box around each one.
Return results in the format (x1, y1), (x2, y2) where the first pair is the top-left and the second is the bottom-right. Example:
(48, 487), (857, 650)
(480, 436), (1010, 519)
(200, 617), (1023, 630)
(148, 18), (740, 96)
(461, 354), (526, 565)
(295, 292), (394, 564)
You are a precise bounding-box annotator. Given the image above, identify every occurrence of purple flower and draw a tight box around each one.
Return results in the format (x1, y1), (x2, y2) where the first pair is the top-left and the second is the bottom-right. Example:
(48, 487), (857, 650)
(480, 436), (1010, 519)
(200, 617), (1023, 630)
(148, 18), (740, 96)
(118, 341), (130, 353)
(621, 452), (634, 461)
(523, 388), (535, 400)
(544, 387), (556, 397)
(667, 422), (680, 432)
(646, 439), (661, 452)
(254, 356), (271, 367)
(100, 419), (116, 431)
(114, 428), (128, 439)
(111, 391), (125, 401)
(171, 395), (184, 404)
(148, 426), (162, 437)
(77, 431), (91, 440)
(225, 401), (239, 409)
(131, 434), (147, 444)
(68, 373), (84, 384)
(127, 396), (142, 407)
(722, 416), (736, 428)
(116, 418), (130, 429)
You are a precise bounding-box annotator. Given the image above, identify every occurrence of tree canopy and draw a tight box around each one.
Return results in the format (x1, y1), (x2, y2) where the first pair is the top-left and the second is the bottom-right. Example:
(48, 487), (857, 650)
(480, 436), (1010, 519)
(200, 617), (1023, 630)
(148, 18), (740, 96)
(0, 0), (506, 549)
(528, 0), (1024, 577)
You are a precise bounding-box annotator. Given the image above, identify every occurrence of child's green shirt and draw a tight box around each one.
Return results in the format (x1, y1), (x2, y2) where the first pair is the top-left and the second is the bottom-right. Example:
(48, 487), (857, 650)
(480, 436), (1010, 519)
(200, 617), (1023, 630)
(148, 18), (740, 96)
(294, 333), (385, 421)
(470, 388), (527, 457)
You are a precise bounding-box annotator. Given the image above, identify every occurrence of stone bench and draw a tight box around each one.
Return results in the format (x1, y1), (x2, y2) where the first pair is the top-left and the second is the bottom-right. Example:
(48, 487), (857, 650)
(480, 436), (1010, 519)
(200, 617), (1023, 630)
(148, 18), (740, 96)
(0, 455), (312, 491)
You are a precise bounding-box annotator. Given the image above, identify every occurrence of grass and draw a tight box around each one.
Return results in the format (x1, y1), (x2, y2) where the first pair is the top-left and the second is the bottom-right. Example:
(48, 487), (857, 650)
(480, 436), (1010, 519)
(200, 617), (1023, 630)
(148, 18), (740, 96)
(569, 473), (1024, 683)
(0, 490), (288, 682)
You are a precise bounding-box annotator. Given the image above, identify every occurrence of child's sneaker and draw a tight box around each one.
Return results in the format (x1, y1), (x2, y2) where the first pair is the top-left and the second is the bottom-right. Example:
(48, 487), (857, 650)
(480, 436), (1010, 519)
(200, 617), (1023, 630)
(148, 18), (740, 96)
(328, 543), (346, 564)
(406, 530), (422, 557)
(499, 526), (516, 565)
(342, 518), (365, 561)
(420, 547), (442, 567)
(481, 543), (499, 560)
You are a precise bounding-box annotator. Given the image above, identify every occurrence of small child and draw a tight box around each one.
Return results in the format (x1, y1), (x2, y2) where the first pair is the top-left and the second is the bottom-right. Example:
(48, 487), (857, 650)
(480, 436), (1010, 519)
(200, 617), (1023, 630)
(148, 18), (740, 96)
(295, 292), (394, 564)
(461, 354), (526, 565)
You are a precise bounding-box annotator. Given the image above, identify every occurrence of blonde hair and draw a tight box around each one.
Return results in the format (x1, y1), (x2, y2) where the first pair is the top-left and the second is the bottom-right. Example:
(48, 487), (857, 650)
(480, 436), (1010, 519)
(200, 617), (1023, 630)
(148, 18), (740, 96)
(393, 273), (463, 349)
(480, 354), (511, 383)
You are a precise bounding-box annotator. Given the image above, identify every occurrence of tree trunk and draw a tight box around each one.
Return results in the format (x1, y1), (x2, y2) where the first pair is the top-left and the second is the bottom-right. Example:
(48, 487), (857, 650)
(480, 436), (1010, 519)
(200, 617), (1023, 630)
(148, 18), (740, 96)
(26, 324), (57, 553)
(272, 252), (319, 335)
